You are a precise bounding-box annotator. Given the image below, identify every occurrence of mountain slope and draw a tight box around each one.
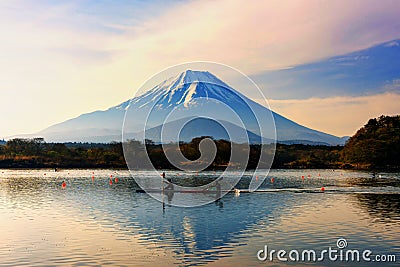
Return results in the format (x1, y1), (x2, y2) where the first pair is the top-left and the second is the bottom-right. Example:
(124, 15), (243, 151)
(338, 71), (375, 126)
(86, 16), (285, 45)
(31, 69), (345, 145)
(141, 117), (272, 144)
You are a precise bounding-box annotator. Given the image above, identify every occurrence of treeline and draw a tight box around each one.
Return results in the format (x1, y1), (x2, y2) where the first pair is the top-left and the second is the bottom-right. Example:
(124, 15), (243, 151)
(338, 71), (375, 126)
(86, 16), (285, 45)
(0, 115), (398, 170)
(0, 138), (125, 168)
(341, 115), (400, 169)
(0, 137), (342, 169)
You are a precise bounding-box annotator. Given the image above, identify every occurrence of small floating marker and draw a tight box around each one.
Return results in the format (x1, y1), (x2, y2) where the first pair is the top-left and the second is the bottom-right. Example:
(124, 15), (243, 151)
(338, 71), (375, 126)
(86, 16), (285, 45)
(110, 174), (113, 178)
(234, 189), (241, 196)
(115, 177), (119, 183)
(92, 176), (94, 181)
(270, 177), (275, 183)
(256, 176), (259, 181)
(318, 173), (321, 176)
(61, 182), (67, 188)
(320, 187), (325, 192)
(301, 175), (304, 179)
(109, 179), (113, 185)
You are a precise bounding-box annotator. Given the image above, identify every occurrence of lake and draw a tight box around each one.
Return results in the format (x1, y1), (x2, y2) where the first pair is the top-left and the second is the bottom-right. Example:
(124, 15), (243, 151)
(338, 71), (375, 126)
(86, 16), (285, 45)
(0, 169), (399, 266)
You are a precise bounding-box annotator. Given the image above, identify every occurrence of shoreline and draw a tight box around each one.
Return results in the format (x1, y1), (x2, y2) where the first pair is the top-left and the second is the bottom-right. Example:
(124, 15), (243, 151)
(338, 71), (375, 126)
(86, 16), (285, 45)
(1, 165), (398, 171)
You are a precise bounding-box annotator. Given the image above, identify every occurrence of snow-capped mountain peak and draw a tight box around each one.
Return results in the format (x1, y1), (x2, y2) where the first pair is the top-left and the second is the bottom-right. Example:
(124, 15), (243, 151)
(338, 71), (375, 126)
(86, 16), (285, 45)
(127, 70), (242, 110)
(175, 70), (228, 86)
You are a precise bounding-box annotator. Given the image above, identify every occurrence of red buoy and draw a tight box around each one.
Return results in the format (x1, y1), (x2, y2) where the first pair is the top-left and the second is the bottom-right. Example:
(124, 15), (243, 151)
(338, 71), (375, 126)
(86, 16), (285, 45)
(115, 177), (119, 183)
(301, 175), (304, 179)
(321, 187), (325, 192)
(61, 182), (67, 188)
(271, 177), (275, 183)
(109, 180), (113, 185)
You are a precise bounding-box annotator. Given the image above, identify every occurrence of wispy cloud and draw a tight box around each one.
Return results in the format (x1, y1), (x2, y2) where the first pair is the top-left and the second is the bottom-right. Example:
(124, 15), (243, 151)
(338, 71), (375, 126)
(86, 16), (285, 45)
(383, 79), (400, 92)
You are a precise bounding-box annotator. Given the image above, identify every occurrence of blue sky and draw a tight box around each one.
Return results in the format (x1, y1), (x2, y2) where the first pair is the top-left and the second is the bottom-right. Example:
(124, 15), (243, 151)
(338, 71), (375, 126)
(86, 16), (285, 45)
(0, 0), (399, 137)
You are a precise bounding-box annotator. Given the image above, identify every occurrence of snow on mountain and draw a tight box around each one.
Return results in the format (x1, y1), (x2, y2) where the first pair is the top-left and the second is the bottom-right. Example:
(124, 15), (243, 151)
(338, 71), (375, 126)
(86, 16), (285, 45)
(125, 69), (248, 111)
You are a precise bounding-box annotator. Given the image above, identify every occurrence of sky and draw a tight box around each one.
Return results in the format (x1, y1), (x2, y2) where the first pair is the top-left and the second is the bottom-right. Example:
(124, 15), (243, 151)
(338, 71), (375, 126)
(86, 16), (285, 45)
(0, 0), (400, 138)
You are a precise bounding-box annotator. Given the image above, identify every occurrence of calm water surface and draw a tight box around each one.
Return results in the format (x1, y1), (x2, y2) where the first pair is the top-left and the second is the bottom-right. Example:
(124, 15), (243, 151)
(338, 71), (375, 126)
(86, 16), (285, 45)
(0, 169), (399, 266)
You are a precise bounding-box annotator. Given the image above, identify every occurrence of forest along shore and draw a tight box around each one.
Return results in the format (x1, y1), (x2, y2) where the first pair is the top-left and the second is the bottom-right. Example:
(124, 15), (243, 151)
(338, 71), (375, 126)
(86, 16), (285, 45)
(0, 115), (398, 170)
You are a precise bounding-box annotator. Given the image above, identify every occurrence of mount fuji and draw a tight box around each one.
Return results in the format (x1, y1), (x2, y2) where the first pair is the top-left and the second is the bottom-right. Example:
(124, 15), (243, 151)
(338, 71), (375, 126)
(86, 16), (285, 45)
(28, 69), (345, 145)
(9, 39), (400, 144)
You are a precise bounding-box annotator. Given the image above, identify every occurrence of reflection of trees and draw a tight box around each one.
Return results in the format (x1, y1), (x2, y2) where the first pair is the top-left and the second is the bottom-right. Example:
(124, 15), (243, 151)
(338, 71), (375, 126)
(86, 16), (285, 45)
(355, 194), (400, 221)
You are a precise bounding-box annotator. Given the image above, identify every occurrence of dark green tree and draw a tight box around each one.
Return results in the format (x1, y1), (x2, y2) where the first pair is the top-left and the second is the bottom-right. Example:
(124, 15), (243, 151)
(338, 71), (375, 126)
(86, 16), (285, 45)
(341, 115), (400, 168)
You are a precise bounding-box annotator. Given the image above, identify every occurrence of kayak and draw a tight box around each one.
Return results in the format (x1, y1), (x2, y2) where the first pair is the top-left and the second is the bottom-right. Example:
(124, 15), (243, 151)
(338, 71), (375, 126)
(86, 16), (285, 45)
(136, 189), (227, 194)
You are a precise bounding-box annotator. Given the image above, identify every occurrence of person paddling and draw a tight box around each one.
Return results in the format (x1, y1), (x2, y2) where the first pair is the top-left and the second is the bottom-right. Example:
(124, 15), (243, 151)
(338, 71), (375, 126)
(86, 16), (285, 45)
(165, 178), (174, 190)
(162, 172), (174, 204)
(163, 172), (174, 191)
